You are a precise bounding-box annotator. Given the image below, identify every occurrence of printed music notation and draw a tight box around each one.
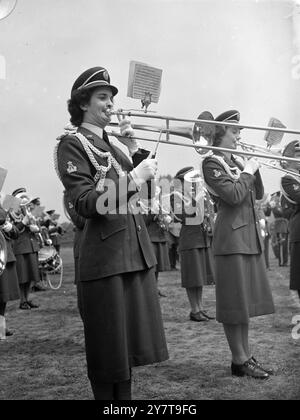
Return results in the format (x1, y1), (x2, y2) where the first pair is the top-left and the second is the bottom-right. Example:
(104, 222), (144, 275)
(1, 195), (20, 212)
(127, 61), (162, 103)
(264, 117), (287, 147)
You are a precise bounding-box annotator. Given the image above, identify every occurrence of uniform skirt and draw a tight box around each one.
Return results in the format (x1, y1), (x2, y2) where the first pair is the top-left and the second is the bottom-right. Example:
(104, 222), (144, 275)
(0, 262), (20, 303)
(152, 242), (171, 272)
(74, 257), (79, 285)
(290, 242), (300, 290)
(215, 254), (275, 324)
(77, 267), (169, 384)
(15, 252), (40, 285)
(180, 247), (215, 288)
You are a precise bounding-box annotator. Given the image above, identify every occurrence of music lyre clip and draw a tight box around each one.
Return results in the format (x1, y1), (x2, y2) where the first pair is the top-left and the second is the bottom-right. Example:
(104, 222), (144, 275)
(150, 130), (163, 158)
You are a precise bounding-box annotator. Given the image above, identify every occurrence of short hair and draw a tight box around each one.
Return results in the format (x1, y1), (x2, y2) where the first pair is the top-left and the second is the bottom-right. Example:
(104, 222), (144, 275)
(67, 87), (98, 127)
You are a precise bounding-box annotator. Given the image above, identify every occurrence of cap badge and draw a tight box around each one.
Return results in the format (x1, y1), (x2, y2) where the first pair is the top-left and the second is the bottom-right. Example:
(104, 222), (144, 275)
(67, 161), (77, 174)
(213, 169), (222, 178)
(293, 184), (300, 191)
(103, 70), (109, 81)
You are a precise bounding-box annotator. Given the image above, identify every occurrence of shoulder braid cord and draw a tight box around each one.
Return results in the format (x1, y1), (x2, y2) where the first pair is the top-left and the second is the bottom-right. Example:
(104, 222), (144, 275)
(54, 130), (125, 192)
(200, 154), (242, 198)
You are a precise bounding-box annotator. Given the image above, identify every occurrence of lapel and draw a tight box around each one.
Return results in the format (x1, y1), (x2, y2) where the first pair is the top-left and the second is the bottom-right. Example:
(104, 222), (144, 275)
(78, 126), (112, 153)
(77, 126), (131, 170)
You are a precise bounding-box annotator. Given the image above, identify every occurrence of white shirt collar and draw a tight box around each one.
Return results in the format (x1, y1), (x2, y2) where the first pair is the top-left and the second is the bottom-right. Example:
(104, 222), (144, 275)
(81, 122), (103, 139)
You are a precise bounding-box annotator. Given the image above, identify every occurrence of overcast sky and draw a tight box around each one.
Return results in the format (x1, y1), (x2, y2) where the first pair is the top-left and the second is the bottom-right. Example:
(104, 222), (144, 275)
(0, 0), (299, 220)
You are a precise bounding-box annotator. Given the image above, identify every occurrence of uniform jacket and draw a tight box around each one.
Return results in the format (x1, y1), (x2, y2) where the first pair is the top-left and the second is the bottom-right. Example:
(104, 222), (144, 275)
(57, 126), (156, 281)
(13, 221), (40, 255)
(144, 214), (169, 243)
(48, 223), (63, 247)
(0, 208), (19, 263)
(178, 221), (212, 252)
(42, 219), (64, 246)
(172, 190), (213, 252)
(281, 175), (300, 243)
(202, 153), (264, 255)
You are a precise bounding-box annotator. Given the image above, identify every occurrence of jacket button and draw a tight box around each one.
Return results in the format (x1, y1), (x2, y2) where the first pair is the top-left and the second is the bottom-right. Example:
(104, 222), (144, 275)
(137, 225), (142, 232)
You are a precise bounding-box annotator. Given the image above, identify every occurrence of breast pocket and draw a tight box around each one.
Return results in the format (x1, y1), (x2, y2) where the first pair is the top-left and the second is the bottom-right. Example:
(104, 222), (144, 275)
(99, 215), (127, 240)
(232, 216), (248, 230)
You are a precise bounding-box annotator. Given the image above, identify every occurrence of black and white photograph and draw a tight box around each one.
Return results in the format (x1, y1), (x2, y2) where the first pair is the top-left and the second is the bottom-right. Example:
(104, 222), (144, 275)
(0, 0), (299, 402)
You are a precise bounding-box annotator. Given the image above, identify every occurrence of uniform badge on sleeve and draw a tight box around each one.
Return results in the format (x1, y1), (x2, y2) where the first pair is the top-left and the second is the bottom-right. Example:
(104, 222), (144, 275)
(68, 202), (74, 209)
(67, 161), (77, 174)
(213, 169), (222, 178)
(293, 184), (300, 191)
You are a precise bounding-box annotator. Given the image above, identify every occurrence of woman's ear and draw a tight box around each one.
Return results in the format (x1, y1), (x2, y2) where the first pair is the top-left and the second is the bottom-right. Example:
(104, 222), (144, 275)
(80, 103), (88, 112)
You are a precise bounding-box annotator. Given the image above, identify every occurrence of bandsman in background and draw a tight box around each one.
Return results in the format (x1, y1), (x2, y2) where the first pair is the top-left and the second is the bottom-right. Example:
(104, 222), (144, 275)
(166, 219), (181, 271)
(143, 185), (171, 298)
(172, 167), (215, 323)
(166, 178), (181, 271)
(202, 110), (275, 380)
(29, 197), (48, 292)
(270, 191), (289, 267)
(0, 204), (20, 339)
(280, 140), (300, 302)
(256, 194), (271, 270)
(10, 188), (40, 310)
(43, 210), (64, 255)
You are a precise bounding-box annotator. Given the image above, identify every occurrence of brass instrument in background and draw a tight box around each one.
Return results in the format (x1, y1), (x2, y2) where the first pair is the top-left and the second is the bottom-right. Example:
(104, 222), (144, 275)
(151, 187), (173, 231)
(154, 205), (173, 231)
(10, 193), (44, 243)
(19, 195), (39, 227)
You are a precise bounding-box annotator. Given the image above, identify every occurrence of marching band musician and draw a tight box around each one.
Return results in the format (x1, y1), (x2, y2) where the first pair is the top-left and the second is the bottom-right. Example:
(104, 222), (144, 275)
(10, 188), (40, 310)
(43, 210), (64, 255)
(0, 204), (20, 338)
(202, 110), (275, 379)
(30, 198), (53, 248)
(280, 140), (300, 302)
(143, 185), (171, 298)
(166, 220), (181, 271)
(255, 194), (271, 270)
(29, 198), (49, 292)
(172, 167), (215, 322)
(270, 192), (289, 267)
(55, 67), (168, 400)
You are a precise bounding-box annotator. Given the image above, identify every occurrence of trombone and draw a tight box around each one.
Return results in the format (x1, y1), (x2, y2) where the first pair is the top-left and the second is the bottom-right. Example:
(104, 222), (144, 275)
(107, 110), (300, 175)
(109, 110), (290, 155)
(110, 110), (300, 136)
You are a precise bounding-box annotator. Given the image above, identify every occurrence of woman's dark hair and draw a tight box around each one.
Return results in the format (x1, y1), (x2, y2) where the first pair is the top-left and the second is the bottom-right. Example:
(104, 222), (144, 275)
(212, 125), (227, 147)
(67, 87), (98, 127)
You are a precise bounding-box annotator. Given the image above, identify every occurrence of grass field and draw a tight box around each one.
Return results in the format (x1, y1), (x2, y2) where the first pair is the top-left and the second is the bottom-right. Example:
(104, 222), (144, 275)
(0, 246), (299, 400)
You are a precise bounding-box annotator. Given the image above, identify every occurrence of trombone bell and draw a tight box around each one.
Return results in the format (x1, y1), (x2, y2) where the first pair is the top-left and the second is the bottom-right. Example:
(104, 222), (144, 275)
(192, 111), (215, 155)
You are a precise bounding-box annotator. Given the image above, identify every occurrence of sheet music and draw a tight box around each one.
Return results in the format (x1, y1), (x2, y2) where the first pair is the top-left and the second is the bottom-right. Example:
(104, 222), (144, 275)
(264, 117), (286, 147)
(127, 61), (162, 103)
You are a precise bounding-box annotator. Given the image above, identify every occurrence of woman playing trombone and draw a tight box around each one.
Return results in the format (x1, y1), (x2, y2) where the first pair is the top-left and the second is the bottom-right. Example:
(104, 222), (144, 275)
(202, 110), (275, 379)
(280, 140), (300, 303)
(55, 67), (168, 400)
